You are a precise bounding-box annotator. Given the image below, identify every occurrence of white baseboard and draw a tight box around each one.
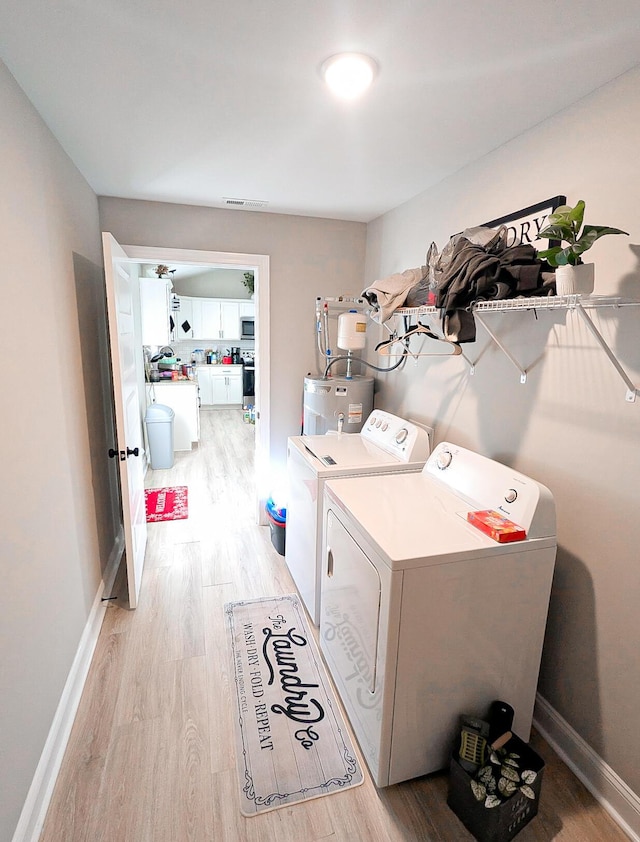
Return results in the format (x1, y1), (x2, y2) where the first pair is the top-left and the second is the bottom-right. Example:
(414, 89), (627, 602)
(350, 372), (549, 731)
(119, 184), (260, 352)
(534, 694), (640, 841)
(11, 535), (123, 842)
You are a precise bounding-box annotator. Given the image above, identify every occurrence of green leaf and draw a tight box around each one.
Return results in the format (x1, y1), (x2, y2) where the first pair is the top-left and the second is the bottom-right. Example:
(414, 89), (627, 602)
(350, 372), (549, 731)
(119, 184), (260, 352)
(485, 795), (502, 808)
(479, 766), (493, 784)
(554, 247), (581, 266)
(520, 784), (537, 800)
(547, 204), (573, 223)
(537, 222), (575, 243)
(578, 226), (629, 252)
(536, 246), (561, 267)
(521, 770), (537, 785)
(471, 779), (486, 801)
(568, 199), (585, 229)
(501, 765), (520, 782)
(502, 757), (519, 768)
(498, 777), (518, 796)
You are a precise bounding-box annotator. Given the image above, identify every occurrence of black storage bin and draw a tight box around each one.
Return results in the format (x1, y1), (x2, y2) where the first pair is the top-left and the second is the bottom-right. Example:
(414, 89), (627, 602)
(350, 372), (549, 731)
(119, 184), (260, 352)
(447, 733), (544, 842)
(266, 498), (286, 555)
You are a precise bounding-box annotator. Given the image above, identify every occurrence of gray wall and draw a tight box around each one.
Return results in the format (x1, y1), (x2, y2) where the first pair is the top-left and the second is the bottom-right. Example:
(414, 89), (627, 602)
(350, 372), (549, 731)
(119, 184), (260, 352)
(98, 198), (368, 474)
(0, 61), (121, 839)
(365, 66), (640, 796)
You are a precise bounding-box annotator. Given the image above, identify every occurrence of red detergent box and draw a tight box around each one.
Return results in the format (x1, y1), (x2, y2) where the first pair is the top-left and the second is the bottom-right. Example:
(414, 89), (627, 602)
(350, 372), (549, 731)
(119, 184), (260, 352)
(467, 510), (527, 543)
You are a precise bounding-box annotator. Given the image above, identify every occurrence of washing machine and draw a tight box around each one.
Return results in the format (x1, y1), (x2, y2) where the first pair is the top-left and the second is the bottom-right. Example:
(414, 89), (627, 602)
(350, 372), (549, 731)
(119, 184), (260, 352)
(319, 441), (557, 787)
(285, 410), (433, 626)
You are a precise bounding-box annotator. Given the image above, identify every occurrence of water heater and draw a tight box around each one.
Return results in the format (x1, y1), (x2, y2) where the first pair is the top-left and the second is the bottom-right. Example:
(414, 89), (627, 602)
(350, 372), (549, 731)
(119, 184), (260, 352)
(303, 375), (374, 435)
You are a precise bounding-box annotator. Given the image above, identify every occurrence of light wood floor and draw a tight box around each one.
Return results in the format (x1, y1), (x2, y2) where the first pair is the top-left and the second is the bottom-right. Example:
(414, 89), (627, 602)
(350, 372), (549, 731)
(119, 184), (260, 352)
(40, 409), (629, 841)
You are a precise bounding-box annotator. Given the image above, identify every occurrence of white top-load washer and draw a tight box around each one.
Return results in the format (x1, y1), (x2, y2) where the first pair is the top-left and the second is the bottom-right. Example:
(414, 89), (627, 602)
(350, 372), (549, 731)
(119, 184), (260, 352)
(319, 441), (557, 788)
(285, 410), (433, 626)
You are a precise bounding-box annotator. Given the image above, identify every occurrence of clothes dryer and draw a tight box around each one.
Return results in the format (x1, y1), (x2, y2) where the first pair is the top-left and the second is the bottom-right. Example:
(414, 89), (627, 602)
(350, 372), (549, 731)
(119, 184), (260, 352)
(320, 441), (556, 787)
(285, 410), (432, 626)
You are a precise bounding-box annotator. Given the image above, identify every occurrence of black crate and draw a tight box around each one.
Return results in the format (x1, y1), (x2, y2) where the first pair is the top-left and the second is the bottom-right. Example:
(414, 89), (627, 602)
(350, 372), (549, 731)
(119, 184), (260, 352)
(447, 734), (544, 842)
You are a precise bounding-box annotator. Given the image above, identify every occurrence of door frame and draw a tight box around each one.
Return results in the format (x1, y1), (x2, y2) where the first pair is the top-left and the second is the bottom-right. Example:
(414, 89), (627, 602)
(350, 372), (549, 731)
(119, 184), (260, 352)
(119, 243), (270, 523)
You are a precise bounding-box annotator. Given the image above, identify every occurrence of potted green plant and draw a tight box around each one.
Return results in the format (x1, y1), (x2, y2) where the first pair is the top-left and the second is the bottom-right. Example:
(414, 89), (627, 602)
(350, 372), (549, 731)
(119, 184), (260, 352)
(242, 271), (255, 298)
(536, 200), (628, 296)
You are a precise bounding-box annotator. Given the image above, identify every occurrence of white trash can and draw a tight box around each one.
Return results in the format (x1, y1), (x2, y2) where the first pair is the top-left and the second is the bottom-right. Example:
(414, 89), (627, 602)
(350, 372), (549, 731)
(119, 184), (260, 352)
(145, 403), (175, 469)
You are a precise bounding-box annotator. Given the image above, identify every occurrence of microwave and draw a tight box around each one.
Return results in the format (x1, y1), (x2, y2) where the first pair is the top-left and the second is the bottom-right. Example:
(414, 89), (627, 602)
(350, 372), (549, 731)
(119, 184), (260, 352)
(240, 317), (255, 340)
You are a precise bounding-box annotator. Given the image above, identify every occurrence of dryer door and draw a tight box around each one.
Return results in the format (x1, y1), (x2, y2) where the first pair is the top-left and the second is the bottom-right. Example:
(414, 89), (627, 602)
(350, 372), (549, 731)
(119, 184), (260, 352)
(320, 509), (384, 777)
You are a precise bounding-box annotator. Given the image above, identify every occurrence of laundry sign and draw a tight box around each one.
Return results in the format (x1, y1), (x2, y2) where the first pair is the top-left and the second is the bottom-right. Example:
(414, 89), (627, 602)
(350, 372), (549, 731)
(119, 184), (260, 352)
(482, 195), (566, 250)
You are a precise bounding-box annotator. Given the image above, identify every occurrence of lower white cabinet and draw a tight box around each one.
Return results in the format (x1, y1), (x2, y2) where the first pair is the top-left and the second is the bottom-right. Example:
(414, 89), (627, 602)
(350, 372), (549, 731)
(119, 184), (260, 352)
(145, 382), (200, 451)
(196, 365), (243, 406)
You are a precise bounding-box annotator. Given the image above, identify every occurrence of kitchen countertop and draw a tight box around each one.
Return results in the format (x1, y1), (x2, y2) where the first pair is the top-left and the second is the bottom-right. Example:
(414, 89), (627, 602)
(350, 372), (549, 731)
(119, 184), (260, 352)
(147, 378), (199, 385)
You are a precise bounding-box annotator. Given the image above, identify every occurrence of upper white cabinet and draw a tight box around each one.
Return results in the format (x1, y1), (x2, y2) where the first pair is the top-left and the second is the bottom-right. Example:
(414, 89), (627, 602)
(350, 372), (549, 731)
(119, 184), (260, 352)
(140, 278), (171, 346)
(174, 296), (195, 338)
(239, 301), (255, 318)
(191, 298), (240, 340)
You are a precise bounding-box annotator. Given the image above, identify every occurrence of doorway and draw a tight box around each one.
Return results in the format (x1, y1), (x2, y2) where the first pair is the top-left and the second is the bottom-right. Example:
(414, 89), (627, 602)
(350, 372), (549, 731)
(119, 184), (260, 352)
(119, 242), (270, 524)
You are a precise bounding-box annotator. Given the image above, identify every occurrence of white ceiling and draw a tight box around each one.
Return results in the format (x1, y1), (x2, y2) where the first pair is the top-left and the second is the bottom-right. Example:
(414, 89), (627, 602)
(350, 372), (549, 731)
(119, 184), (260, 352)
(2, 1), (640, 223)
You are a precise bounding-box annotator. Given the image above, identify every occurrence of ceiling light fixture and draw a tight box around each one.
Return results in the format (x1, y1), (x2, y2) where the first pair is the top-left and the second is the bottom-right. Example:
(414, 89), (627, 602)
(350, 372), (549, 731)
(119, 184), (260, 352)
(321, 52), (377, 100)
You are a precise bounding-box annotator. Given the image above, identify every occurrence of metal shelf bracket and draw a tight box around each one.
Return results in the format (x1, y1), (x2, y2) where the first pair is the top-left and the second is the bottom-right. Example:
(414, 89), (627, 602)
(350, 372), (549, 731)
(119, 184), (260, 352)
(575, 302), (638, 402)
(474, 313), (528, 383)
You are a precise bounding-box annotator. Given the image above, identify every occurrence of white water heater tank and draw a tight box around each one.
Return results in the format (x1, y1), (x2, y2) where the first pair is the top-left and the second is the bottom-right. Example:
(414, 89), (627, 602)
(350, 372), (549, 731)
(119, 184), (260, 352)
(337, 310), (367, 351)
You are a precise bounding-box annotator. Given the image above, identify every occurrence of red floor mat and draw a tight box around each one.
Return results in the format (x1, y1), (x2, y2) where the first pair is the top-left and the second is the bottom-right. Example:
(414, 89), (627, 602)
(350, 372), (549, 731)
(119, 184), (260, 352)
(144, 486), (188, 522)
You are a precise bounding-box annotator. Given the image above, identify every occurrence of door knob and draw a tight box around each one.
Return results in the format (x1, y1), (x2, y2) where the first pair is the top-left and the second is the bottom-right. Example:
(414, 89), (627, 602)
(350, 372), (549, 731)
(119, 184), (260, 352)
(108, 448), (118, 459)
(127, 447), (140, 457)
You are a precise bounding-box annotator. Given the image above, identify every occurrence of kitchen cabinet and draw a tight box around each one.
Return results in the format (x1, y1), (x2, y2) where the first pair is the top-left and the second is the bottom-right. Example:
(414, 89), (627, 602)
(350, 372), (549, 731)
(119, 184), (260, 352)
(239, 301), (255, 318)
(174, 296), (195, 338)
(140, 278), (171, 345)
(196, 365), (243, 406)
(188, 298), (241, 340)
(145, 381), (200, 450)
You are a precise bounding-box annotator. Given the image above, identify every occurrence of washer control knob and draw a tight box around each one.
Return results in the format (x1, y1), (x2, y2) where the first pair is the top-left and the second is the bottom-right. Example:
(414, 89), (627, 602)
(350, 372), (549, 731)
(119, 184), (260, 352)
(436, 449), (453, 469)
(382, 422), (388, 432)
(395, 428), (408, 445)
(505, 488), (518, 504)
(376, 419), (382, 428)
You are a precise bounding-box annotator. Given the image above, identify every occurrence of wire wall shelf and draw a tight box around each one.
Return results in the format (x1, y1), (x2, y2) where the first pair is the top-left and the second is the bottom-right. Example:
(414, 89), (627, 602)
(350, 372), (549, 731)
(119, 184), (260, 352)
(394, 294), (640, 316)
(384, 295), (640, 402)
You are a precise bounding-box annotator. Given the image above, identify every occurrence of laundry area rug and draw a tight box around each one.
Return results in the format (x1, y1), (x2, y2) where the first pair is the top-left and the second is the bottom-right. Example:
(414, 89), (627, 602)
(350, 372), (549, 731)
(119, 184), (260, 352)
(225, 593), (364, 816)
(144, 486), (188, 522)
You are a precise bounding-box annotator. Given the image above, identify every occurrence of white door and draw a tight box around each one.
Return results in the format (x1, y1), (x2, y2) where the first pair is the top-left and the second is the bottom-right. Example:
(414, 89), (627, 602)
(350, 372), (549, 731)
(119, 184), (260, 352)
(103, 233), (148, 609)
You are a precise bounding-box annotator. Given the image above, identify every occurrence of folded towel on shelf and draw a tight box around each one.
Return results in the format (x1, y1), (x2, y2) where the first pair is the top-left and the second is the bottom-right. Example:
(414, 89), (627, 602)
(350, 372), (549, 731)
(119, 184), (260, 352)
(362, 267), (426, 323)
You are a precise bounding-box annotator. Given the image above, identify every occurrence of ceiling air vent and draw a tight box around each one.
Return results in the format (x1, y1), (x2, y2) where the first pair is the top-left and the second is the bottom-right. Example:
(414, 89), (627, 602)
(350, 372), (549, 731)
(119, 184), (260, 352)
(223, 197), (269, 209)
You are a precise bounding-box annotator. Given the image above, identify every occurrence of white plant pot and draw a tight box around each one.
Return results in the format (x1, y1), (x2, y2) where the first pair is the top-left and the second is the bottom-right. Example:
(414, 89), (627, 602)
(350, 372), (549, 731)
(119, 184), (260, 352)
(555, 263), (595, 296)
